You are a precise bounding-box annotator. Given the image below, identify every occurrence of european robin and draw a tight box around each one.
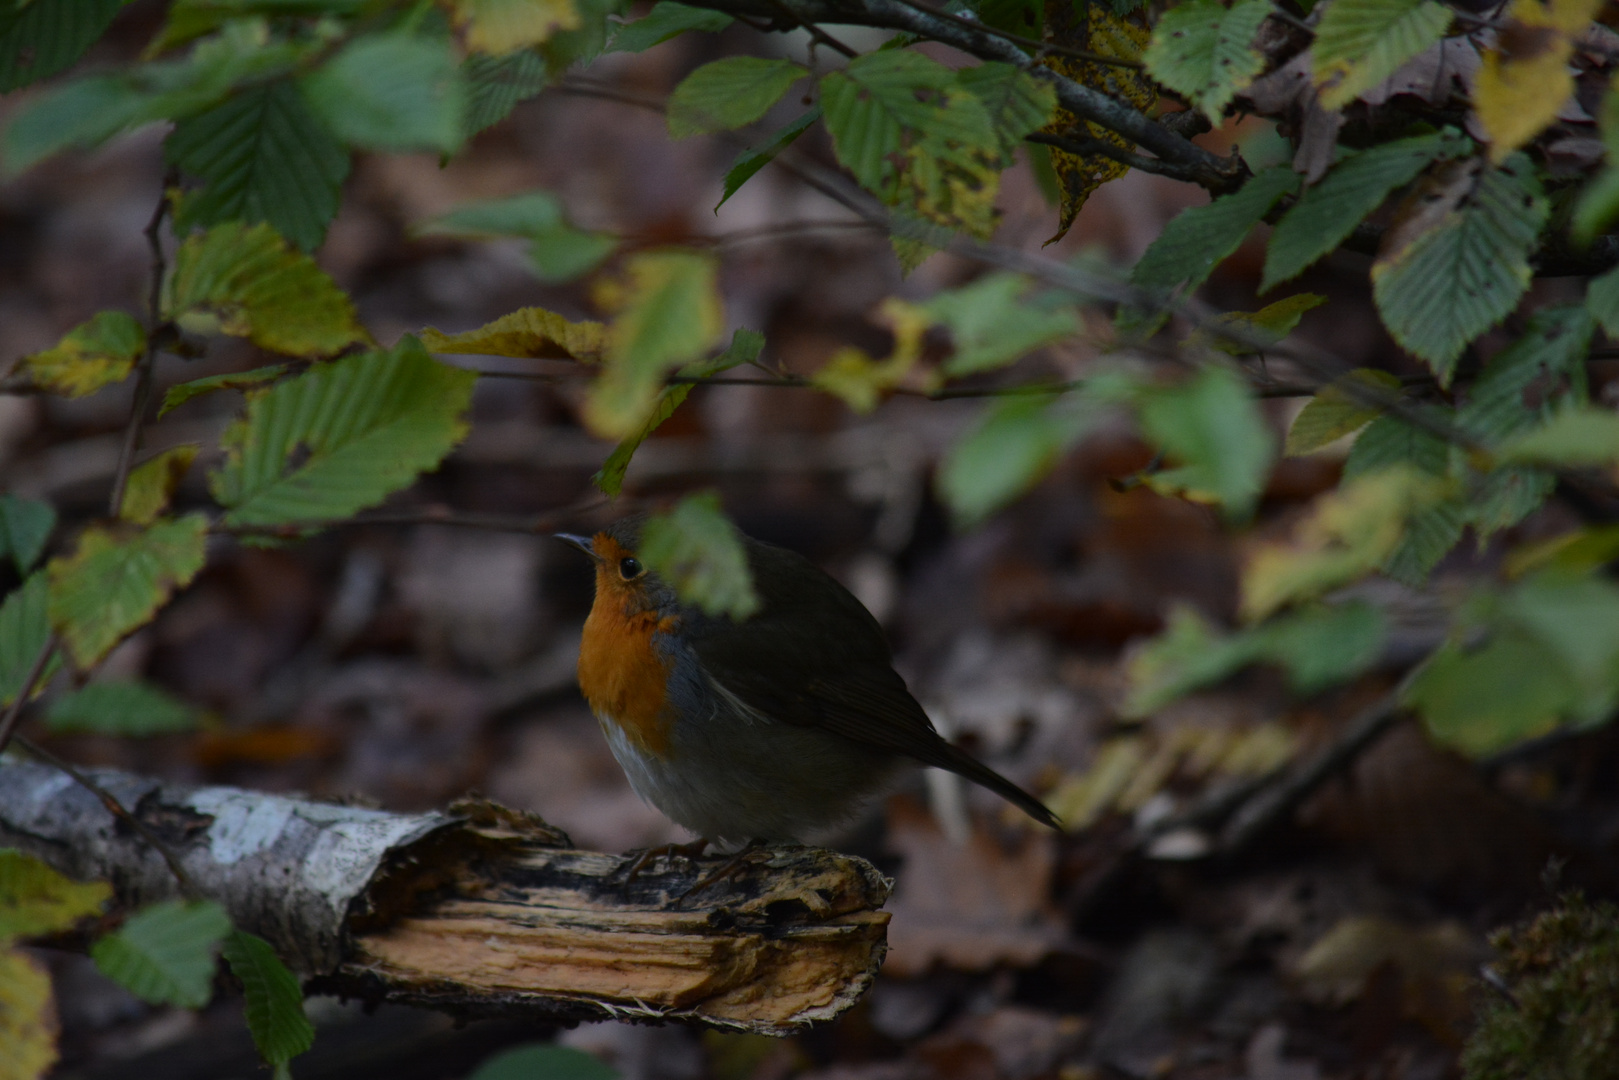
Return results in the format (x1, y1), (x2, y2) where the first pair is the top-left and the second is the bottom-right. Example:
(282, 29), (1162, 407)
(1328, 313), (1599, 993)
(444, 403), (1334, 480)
(557, 518), (1058, 847)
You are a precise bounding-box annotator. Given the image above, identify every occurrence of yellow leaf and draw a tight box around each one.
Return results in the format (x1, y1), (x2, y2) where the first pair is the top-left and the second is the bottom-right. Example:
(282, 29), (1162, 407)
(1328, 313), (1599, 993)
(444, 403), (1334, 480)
(810, 300), (935, 412)
(7, 312), (144, 398)
(450, 0), (579, 53)
(1284, 368), (1402, 456)
(0, 850), (112, 942)
(421, 306), (607, 362)
(1474, 0), (1603, 162)
(119, 446), (201, 526)
(1041, 4), (1156, 242)
(0, 948), (57, 1080)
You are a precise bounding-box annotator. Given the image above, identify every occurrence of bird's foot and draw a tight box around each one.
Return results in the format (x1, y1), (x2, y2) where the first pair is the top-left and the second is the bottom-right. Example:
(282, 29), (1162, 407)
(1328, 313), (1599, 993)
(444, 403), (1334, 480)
(674, 839), (769, 905)
(620, 837), (711, 885)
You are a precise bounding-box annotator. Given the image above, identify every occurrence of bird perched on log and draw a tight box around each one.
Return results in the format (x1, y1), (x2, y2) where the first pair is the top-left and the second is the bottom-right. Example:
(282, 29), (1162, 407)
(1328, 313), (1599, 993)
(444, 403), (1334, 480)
(557, 517), (1058, 853)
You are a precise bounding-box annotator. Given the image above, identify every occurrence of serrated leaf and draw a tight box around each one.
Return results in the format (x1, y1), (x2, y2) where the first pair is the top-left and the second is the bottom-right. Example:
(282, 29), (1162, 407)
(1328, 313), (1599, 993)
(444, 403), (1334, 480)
(464, 49), (549, 135)
(937, 392), (1097, 524)
(609, 2), (732, 52)
(300, 33), (465, 154)
(48, 515), (209, 669)
(119, 446), (200, 527)
(0, 947), (56, 1080)
(1202, 292), (1327, 355)
(1124, 166), (1299, 331)
(1473, 0), (1601, 163)
(667, 58), (807, 139)
(640, 492), (759, 619)
(450, 0), (580, 54)
(1142, 0), (1269, 123)
(716, 107), (818, 211)
(1506, 524), (1619, 578)
(0, 0), (129, 92)
(45, 680), (199, 736)
(1285, 369), (1402, 456)
(1588, 263), (1619, 339)
(820, 51), (956, 193)
(1342, 410), (1464, 581)
(222, 930), (314, 1070)
(416, 191), (614, 284)
(422, 307), (607, 361)
(0, 575), (55, 707)
(1343, 409), (1452, 478)
(8, 311), (144, 398)
(210, 339), (476, 527)
(925, 273), (1078, 376)
(1498, 407), (1619, 467)
(1458, 306), (1593, 442)
(585, 252), (723, 437)
(1371, 155), (1546, 384)
(469, 1044), (619, 1080)
(1136, 365), (1275, 521)
(593, 328), (764, 496)
(0, 497), (56, 575)
(91, 900), (230, 1009)
(0, 850), (111, 942)
(955, 62), (1057, 157)
(1263, 131), (1460, 292)
(164, 222), (367, 357)
(1312, 0), (1452, 109)
(1, 74), (149, 176)
(1040, 3), (1156, 241)
(1241, 467), (1442, 619)
(160, 364), (288, 417)
(167, 81), (349, 252)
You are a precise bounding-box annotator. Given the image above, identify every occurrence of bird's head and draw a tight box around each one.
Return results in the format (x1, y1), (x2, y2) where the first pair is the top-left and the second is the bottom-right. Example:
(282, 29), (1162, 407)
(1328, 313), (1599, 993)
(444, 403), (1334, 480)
(555, 518), (678, 617)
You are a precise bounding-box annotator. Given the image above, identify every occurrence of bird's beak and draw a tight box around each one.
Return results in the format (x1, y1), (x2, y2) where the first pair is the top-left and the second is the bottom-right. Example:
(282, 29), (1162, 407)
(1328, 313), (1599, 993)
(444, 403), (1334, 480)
(554, 533), (601, 562)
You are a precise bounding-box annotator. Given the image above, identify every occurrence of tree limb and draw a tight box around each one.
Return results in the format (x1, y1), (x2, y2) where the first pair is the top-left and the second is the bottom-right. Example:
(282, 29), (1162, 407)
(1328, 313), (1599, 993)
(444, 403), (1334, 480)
(0, 758), (890, 1034)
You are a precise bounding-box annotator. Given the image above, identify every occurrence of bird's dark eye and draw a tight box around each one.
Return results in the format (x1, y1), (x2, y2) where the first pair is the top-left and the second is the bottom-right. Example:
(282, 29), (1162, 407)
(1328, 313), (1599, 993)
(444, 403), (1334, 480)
(619, 557), (643, 580)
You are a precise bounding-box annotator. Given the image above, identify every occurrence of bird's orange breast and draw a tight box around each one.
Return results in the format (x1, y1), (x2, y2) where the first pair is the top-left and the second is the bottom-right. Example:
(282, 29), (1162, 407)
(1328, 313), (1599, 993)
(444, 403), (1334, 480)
(577, 591), (677, 758)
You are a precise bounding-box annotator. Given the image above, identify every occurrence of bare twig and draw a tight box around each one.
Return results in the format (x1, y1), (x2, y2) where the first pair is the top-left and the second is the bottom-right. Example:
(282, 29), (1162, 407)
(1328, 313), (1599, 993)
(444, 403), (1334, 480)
(0, 636), (57, 757)
(219, 494), (621, 539)
(763, 0), (859, 57)
(108, 179), (175, 518)
(890, 0), (1145, 68)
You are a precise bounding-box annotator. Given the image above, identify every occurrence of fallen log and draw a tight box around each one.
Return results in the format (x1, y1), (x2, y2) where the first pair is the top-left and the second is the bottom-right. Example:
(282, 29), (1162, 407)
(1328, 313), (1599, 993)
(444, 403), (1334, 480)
(0, 758), (891, 1035)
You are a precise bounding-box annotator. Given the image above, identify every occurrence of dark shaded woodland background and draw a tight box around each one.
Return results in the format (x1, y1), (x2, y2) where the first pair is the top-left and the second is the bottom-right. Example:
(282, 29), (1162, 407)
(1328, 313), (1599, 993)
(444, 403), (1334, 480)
(4, 2), (1618, 1078)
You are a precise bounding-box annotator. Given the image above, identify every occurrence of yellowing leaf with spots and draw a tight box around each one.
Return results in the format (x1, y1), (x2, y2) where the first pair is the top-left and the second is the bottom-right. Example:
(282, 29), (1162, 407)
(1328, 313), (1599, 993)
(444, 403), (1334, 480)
(421, 307), (607, 361)
(119, 446), (200, 526)
(6, 312), (144, 398)
(1041, 2), (1155, 242)
(1474, 0), (1604, 162)
(0, 948), (56, 1080)
(450, 0), (580, 53)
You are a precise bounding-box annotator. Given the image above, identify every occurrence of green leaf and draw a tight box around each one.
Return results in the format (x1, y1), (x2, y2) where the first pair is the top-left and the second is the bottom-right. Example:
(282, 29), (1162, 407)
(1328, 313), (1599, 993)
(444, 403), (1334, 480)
(46, 681), (199, 736)
(91, 900), (230, 1009)
(0, 496), (57, 574)
(1588, 263), (1619, 340)
(1343, 411), (1463, 582)
(167, 81), (350, 252)
(1343, 410), (1452, 478)
(0, 0), (130, 92)
(469, 1044), (619, 1080)
(8, 311), (145, 398)
(210, 338), (477, 527)
(609, 2), (733, 52)
(593, 328), (764, 496)
(716, 107), (819, 211)
(1312, 0), (1452, 109)
(1, 75), (144, 175)
(1142, 0), (1269, 123)
(1124, 166), (1299, 331)
(164, 222), (367, 358)
(954, 62), (1057, 157)
(464, 49), (549, 135)
(222, 931), (314, 1071)
(0, 575), (55, 707)
(0, 850), (111, 942)
(585, 252), (724, 437)
(820, 51), (956, 192)
(667, 57), (807, 139)
(416, 191), (614, 283)
(1371, 155), (1546, 384)
(120, 445), (200, 526)
(924, 274), (1078, 376)
(640, 492), (759, 619)
(1498, 407), (1619, 467)
(937, 393), (1097, 525)
(300, 33), (465, 154)
(1261, 600), (1387, 692)
(1262, 131), (1461, 292)
(48, 515), (209, 669)
(1201, 292), (1327, 355)
(1285, 369), (1402, 456)
(160, 364), (288, 417)
(1407, 629), (1569, 756)
(1458, 306), (1593, 442)
(1136, 365), (1275, 521)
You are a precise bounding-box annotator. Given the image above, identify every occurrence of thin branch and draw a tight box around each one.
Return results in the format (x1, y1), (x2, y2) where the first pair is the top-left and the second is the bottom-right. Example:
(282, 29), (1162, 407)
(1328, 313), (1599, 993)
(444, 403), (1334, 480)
(763, 0), (859, 57)
(14, 734), (199, 897)
(1027, 131), (1190, 180)
(219, 495), (622, 539)
(890, 0), (1145, 68)
(0, 636), (57, 758)
(108, 179), (175, 518)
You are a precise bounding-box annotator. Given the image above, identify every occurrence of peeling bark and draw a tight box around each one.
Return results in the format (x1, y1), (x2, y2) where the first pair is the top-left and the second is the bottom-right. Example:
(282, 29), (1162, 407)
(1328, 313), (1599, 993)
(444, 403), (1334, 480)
(0, 759), (891, 1035)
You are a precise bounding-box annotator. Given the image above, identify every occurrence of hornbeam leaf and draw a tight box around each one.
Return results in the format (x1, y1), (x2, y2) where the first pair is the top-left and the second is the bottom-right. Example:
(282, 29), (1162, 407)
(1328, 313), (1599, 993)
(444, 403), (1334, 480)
(422, 307), (606, 361)
(91, 900), (230, 1009)
(667, 57), (807, 139)
(46, 680), (199, 737)
(0, 0), (130, 92)
(8, 311), (144, 398)
(1312, 0), (1452, 109)
(0, 575), (55, 706)
(640, 492), (759, 619)
(0, 850), (111, 941)
(119, 445), (201, 526)
(222, 931), (315, 1071)
(1143, 0), (1269, 123)
(609, 2), (732, 52)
